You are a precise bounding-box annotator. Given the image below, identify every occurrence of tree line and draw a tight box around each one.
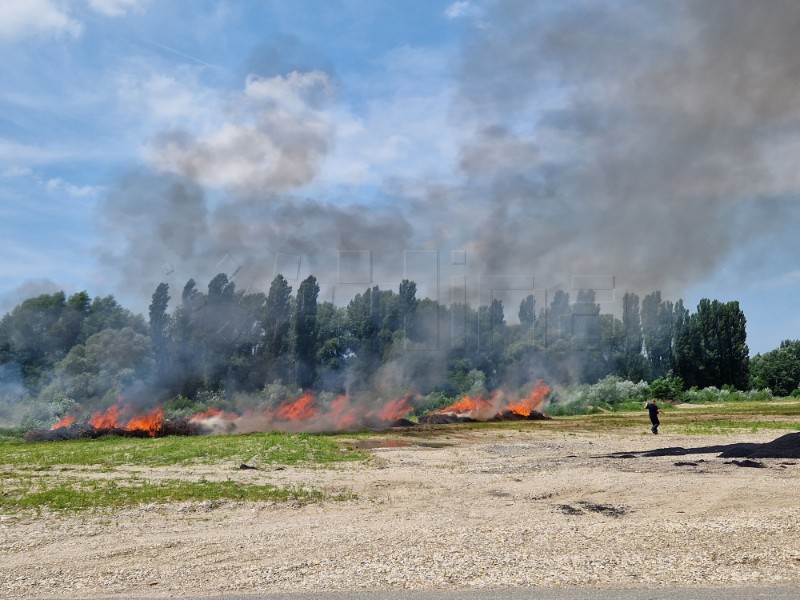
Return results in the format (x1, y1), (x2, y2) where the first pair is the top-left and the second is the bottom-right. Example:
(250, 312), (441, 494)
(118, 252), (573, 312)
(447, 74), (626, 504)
(1, 272), (797, 418)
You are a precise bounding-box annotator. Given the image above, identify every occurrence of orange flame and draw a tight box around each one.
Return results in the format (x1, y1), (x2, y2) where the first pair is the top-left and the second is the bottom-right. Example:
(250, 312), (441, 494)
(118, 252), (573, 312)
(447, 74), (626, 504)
(436, 394), (495, 418)
(505, 380), (551, 417)
(89, 404), (124, 429)
(87, 404), (166, 437)
(125, 407), (165, 437)
(51, 415), (76, 430)
(377, 395), (414, 421)
(189, 408), (238, 422)
(330, 395), (358, 430)
(276, 392), (317, 421)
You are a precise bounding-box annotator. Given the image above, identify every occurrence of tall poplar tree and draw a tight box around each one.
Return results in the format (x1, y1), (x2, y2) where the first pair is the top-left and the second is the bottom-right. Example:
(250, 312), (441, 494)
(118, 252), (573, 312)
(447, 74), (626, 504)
(148, 283), (171, 381)
(293, 275), (320, 388)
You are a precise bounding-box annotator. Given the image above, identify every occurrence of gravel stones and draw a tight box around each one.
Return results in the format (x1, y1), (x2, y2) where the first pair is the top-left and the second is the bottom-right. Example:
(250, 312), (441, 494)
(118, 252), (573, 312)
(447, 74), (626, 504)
(2, 429), (799, 598)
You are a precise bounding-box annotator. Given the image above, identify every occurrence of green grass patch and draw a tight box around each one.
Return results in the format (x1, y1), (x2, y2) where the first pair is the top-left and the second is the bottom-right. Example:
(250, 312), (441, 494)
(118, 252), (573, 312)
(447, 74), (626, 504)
(687, 400), (800, 416)
(671, 419), (800, 435)
(0, 431), (364, 514)
(0, 472), (352, 512)
(0, 431), (367, 470)
(0, 427), (25, 442)
(425, 400), (800, 436)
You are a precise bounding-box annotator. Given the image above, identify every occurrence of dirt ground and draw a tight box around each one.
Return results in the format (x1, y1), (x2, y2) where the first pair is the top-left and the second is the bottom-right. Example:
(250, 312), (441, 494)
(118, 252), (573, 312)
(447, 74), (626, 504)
(1, 424), (799, 599)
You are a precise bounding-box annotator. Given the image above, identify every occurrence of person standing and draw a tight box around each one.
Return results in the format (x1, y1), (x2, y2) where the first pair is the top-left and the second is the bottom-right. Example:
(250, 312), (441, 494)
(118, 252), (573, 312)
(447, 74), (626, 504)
(645, 399), (661, 434)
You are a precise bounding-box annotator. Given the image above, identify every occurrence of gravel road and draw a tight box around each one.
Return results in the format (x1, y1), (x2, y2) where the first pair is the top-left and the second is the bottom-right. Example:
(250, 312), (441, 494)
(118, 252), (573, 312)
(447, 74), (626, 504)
(1, 426), (798, 599)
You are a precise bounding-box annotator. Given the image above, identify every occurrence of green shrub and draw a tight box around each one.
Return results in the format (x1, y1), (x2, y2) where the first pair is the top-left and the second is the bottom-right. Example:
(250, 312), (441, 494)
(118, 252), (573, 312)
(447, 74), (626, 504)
(683, 386), (723, 403)
(414, 390), (457, 415)
(571, 376), (650, 407)
(682, 386), (773, 404)
(648, 377), (684, 401)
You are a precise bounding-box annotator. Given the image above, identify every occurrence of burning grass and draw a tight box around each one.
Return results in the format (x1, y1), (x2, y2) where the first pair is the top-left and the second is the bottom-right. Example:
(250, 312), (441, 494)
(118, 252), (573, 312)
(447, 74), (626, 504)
(25, 381), (552, 442)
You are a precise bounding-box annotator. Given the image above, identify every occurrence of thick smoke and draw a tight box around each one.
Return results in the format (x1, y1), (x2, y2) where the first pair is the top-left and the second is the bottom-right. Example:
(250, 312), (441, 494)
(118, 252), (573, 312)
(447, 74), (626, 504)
(100, 66), (420, 305)
(100, 0), (800, 315)
(448, 0), (800, 294)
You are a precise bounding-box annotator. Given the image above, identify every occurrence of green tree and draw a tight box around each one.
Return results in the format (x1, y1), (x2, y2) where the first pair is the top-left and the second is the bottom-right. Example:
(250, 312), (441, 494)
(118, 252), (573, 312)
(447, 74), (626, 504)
(0, 292), (75, 389)
(293, 275), (320, 388)
(316, 301), (346, 373)
(170, 279), (203, 397)
(264, 275), (293, 359)
(641, 292), (675, 379)
(572, 290), (605, 383)
(617, 292), (649, 381)
(475, 298), (506, 387)
(518, 294), (535, 330)
(40, 327), (154, 410)
(399, 279), (418, 340)
(547, 290), (571, 342)
(750, 340), (800, 396)
(674, 299), (749, 390)
(149, 283), (171, 380)
(81, 295), (145, 341)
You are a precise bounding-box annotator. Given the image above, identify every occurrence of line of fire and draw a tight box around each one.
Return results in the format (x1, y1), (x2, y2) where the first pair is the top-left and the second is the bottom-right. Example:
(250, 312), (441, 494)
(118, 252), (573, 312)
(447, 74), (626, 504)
(25, 381), (551, 442)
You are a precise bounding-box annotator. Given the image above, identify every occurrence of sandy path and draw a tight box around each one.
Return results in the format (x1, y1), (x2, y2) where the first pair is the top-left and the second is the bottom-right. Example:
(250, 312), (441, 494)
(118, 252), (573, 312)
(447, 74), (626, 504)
(1, 427), (799, 598)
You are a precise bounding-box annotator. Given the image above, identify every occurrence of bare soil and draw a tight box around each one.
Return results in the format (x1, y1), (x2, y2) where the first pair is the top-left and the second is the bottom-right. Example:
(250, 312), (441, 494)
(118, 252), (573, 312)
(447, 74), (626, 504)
(2, 425), (799, 598)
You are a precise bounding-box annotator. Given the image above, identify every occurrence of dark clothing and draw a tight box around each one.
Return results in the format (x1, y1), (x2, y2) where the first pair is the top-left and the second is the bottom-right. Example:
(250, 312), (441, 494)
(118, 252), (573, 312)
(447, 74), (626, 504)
(645, 402), (660, 433)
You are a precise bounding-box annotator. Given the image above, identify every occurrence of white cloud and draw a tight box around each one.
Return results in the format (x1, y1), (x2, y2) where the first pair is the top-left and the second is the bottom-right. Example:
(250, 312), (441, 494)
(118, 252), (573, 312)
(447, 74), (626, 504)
(117, 72), (219, 127)
(0, 138), (67, 164)
(445, 1), (484, 20)
(0, 0), (82, 41)
(443, 1), (487, 28)
(86, 0), (147, 17)
(45, 177), (104, 198)
(1, 166), (32, 178)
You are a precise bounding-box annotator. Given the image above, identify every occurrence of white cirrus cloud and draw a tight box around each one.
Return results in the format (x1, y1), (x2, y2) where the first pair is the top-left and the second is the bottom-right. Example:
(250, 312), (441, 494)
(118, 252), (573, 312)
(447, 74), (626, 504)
(0, 0), (82, 41)
(444, 1), (472, 19)
(0, 138), (68, 164)
(1, 166), (33, 178)
(444, 1), (485, 22)
(86, 0), (148, 17)
(45, 177), (104, 198)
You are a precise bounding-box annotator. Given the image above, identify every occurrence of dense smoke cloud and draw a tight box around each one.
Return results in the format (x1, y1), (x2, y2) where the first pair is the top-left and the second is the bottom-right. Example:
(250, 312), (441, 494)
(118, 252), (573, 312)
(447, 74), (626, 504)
(449, 0), (800, 294)
(100, 0), (800, 310)
(148, 71), (335, 196)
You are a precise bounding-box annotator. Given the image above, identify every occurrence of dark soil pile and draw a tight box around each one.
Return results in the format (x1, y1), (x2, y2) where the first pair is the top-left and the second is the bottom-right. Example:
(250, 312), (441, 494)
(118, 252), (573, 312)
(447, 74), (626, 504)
(418, 411), (550, 425)
(717, 431), (800, 459)
(607, 431), (800, 460)
(417, 413), (478, 425)
(24, 419), (201, 442)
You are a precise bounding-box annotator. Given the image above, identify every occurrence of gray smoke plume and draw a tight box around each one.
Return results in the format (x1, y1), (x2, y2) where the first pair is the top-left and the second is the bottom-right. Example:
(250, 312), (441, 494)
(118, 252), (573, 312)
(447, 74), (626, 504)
(446, 0), (800, 296)
(99, 0), (800, 312)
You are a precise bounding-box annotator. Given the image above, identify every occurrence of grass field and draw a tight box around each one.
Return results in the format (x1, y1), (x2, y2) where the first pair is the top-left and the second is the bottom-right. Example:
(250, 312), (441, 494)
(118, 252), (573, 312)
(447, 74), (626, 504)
(1, 400), (797, 514)
(0, 431), (366, 513)
(536, 399), (800, 435)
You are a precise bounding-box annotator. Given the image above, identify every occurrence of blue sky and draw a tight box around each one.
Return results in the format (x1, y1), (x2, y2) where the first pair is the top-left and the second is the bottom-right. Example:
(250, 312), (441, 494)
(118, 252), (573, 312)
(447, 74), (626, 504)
(1, 0), (799, 356)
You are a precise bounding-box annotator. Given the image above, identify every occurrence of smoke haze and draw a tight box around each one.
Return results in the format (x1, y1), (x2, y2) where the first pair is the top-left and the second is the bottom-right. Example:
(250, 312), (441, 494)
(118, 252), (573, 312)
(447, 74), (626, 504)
(98, 0), (800, 310)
